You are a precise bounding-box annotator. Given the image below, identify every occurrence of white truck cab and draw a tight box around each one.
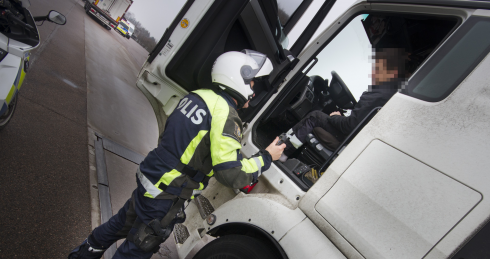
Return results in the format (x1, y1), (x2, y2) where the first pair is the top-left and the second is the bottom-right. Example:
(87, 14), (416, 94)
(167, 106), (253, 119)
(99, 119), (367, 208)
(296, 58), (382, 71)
(136, 0), (490, 258)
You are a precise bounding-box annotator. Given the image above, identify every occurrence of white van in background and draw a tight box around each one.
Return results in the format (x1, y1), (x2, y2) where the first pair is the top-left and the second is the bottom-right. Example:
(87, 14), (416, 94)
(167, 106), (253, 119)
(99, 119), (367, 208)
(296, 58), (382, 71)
(126, 22), (135, 39)
(116, 19), (133, 39)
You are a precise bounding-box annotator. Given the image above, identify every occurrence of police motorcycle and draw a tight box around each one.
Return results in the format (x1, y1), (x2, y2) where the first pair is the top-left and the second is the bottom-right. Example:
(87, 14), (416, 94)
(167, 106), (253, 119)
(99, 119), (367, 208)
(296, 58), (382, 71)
(0, 0), (66, 131)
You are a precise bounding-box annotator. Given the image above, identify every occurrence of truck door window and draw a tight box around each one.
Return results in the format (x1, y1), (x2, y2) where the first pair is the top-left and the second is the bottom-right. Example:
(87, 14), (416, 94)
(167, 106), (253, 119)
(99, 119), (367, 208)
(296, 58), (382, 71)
(307, 14), (458, 101)
(306, 14), (372, 101)
(256, 12), (458, 190)
(405, 17), (490, 102)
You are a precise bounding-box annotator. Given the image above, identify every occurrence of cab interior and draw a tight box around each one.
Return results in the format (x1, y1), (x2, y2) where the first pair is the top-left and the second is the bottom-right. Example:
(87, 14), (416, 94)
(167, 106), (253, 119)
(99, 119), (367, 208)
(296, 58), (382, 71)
(254, 12), (459, 190)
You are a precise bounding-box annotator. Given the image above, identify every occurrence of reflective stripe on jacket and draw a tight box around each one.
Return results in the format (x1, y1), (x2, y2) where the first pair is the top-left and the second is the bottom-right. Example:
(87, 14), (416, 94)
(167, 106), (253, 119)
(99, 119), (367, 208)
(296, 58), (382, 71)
(138, 89), (272, 199)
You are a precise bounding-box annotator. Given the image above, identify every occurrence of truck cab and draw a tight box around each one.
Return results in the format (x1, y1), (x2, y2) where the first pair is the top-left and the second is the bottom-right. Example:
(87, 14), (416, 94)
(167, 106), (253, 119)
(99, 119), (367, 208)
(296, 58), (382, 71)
(136, 0), (490, 258)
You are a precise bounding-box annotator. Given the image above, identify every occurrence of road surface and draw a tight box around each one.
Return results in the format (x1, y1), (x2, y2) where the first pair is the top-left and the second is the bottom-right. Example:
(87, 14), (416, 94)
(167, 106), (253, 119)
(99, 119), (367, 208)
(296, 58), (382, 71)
(0, 0), (178, 258)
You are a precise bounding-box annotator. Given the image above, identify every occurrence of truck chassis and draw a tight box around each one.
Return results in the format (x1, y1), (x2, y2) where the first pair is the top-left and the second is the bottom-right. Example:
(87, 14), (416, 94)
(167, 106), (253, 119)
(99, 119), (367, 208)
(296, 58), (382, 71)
(84, 1), (118, 30)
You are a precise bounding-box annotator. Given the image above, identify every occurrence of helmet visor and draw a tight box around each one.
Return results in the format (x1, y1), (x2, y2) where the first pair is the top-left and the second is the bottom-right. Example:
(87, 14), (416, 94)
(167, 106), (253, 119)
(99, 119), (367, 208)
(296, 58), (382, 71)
(240, 49), (269, 85)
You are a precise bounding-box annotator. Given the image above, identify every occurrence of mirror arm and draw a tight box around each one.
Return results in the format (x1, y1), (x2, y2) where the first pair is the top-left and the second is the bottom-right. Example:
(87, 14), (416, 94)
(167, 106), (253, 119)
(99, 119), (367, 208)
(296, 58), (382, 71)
(33, 15), (48, 22)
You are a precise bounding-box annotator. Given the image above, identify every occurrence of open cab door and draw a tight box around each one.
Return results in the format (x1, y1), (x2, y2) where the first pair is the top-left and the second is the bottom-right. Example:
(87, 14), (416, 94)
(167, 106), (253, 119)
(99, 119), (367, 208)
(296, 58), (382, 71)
(136, 0), (334, 137)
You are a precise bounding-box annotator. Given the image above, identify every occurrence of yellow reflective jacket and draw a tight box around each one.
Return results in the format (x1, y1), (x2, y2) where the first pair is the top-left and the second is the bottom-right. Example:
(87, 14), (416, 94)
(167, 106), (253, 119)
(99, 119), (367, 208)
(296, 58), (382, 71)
(138, 89), (272, 199)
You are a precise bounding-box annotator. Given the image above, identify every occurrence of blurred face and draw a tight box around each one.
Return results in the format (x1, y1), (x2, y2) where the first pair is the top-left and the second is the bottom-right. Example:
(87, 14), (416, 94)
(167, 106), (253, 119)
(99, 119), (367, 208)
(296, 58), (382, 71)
(242, 80), (255, 109)
(372, 58), (398, 85)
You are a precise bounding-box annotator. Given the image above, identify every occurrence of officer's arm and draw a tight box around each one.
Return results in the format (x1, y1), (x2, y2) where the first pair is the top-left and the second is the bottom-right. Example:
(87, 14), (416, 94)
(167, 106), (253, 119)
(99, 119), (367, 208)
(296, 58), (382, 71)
(213, 147), (272, 189)
(209, 107), (272, 189)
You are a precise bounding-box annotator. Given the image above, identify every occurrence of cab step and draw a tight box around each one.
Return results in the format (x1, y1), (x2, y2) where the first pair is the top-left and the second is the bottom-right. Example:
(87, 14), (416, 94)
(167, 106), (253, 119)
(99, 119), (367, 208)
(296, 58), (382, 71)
(195, 195), (215, 219)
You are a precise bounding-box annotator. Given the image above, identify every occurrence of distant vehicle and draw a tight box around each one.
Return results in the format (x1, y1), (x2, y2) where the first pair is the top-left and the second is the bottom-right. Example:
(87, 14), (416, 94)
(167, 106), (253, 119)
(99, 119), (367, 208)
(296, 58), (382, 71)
(127, 22), (135, 39)
(84, 0), (132, 30)
(116, 19), (133, 39)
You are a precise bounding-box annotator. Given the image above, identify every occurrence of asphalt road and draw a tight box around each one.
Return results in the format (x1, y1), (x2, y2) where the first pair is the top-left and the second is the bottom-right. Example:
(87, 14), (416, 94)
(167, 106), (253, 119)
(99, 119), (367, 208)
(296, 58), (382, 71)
(0, 0), (167, 258)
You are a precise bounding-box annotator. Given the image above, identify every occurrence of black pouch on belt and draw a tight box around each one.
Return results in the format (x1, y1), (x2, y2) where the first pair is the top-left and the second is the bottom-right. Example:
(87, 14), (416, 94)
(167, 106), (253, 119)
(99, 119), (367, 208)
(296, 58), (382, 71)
(129, 219), (172, 253)
(128, 198), (186, 253)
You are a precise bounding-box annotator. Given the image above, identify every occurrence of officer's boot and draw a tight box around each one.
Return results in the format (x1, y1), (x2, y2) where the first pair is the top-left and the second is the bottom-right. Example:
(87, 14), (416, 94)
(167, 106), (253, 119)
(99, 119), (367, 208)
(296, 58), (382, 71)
(68, 234), (106, 259)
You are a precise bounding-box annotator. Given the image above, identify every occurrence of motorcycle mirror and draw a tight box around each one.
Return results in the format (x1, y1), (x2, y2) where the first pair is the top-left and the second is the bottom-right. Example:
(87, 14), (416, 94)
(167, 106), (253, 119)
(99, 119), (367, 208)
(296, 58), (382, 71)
(47, 10), (66, 25)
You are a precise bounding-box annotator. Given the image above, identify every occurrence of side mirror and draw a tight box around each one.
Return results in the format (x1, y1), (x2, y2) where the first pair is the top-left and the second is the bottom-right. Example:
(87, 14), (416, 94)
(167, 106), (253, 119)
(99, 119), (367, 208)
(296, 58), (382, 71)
(48, 10), (66, 25)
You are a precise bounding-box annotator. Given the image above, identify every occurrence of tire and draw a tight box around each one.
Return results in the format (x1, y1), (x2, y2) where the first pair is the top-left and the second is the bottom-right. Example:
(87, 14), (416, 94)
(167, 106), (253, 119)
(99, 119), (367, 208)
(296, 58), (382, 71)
(193, 235), (278, 259)
(0, 93), (18, 131)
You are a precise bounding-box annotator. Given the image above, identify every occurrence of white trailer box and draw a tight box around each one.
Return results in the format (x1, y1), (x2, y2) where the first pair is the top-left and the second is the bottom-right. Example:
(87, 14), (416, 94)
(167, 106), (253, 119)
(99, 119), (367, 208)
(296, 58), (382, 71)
(84, 0), (132, 30)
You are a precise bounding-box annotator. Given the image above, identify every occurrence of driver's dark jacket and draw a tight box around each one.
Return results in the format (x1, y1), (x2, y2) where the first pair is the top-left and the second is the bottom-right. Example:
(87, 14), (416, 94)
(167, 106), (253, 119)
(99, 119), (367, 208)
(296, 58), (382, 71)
(138, 89), (272, 200)
(328, 80), (400, 137)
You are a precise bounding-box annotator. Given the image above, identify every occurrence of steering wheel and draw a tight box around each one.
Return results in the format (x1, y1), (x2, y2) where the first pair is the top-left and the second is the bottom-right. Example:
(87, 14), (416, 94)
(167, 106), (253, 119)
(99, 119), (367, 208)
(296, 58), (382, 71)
(329, 71), (357, 109)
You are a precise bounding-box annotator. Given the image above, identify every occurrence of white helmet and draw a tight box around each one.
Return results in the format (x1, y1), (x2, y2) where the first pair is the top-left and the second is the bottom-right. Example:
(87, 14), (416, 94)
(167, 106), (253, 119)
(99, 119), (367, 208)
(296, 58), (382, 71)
(211, 50), (273, 108)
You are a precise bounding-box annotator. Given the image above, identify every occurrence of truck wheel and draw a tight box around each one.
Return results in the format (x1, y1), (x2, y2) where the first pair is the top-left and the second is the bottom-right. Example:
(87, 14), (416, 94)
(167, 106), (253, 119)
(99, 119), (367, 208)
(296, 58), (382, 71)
(0, 93), (18, 131)
(193, 235), (278, 259)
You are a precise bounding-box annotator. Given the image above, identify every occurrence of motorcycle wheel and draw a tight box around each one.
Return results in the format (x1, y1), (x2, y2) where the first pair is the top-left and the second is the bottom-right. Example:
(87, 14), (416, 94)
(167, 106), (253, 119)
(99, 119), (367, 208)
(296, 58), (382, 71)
(0, 93), (18, 131)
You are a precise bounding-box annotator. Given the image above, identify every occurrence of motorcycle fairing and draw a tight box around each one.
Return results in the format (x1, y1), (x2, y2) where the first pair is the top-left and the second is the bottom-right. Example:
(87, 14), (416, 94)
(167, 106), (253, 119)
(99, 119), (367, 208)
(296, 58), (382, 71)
(0, 53), (25, 117)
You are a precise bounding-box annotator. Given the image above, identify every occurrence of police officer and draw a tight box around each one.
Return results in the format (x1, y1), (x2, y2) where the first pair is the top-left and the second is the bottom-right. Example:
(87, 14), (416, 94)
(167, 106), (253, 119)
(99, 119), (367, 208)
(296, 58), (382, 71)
(68, 50), (286, 259)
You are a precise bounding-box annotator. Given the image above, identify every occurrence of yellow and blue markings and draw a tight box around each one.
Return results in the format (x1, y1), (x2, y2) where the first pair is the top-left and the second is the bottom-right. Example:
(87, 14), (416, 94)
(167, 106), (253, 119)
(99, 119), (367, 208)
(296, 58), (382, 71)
(117, 26), (128, 35)
(0, 54), (28, 117)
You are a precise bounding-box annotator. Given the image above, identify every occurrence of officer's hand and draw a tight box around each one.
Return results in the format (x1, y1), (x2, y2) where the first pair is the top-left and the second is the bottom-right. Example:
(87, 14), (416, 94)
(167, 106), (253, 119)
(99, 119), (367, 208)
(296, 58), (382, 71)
(330, 111), (341, 116)
(266, 137), (286, 161)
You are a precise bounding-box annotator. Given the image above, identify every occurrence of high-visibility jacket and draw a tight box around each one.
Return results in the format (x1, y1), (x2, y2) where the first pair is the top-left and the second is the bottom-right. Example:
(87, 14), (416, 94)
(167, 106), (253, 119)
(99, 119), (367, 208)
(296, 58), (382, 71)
(138, 89), (272, 200)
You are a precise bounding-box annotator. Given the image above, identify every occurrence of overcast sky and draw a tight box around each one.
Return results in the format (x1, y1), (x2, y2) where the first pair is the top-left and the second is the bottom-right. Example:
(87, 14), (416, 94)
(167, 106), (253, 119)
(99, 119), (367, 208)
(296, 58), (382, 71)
(128, 0), (185, 39)
(127, 0), (359, 41)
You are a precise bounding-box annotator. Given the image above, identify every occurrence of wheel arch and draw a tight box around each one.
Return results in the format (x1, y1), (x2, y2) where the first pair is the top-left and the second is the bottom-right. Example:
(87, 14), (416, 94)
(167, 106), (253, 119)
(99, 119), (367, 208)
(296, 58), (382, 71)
(207, 222), (289, 259)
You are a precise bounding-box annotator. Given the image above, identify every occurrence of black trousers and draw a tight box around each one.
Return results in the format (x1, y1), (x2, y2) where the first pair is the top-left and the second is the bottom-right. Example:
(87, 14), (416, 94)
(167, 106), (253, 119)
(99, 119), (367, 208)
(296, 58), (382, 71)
(89, 183), (175, 258)
(287, 111), (344, 154)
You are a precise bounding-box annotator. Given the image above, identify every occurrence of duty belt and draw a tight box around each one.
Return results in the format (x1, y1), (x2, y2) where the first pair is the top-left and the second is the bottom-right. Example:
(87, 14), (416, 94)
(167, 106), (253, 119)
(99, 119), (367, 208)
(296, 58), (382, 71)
(155, 162), (210, 234)
(130, 161), (211, 250)
(155, 161), (210, 200)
